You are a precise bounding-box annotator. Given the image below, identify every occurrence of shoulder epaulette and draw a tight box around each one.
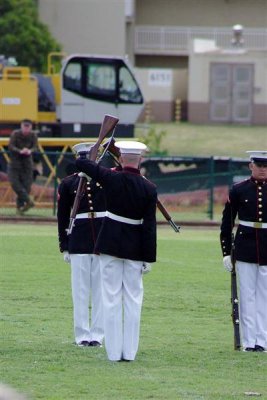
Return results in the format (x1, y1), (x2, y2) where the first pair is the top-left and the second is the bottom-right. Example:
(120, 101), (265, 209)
(233, 178), (250, 188)
(62, 172), (79, 182)
(142, 176), (157, 188)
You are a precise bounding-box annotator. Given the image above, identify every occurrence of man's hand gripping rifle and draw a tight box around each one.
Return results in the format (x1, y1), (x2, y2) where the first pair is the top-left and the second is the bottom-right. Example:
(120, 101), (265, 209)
(66, 114), (119, 235)
(102, 138), (180, 233)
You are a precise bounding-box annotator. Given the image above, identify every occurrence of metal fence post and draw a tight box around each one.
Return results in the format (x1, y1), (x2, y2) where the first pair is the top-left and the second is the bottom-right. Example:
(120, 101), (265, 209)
(207, 156), (214, 220)
(228, 158), (234, 189)
(53, 151), (60, 216)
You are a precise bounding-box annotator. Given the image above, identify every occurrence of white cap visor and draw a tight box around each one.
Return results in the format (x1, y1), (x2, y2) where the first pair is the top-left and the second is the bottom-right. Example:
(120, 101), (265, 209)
(115, 141), (147, 155)
(246, 150), (267, 162)
(72, 142), (94, 154)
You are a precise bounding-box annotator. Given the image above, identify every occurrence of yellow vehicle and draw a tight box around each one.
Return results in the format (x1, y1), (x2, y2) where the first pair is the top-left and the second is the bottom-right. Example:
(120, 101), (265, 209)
(0, 53), (144, 138)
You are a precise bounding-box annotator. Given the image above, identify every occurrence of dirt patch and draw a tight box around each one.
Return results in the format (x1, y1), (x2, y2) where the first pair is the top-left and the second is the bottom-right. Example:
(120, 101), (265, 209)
(159, 186), (228, 208)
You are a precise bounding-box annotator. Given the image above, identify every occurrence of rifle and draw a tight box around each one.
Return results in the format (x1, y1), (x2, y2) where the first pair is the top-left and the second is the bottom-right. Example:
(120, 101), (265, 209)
(66, 114), (119, 235)
(89, 115), (119, 162)
(102, 139), (180, 233)
(231, 232), (241, 350)
(156, 200), (180, 232)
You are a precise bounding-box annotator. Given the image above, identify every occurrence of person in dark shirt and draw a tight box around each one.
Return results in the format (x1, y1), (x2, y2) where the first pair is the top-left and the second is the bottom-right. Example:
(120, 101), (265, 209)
(220, 150), (267, 353)
(76, 140), (157, 362)
(8, 119), (38, 215)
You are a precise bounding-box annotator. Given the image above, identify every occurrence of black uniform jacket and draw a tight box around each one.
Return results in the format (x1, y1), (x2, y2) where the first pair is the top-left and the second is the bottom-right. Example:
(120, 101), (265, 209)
(57, 173), (106, 254)
(76, 159), (157, 263)
(220, 177), (267, 265)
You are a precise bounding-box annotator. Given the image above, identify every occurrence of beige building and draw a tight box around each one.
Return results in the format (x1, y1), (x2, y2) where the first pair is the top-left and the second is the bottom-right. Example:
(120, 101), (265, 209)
(188, 39), (267, 125)
(38, 0), (126, 56)
(38, 0), (267, 124)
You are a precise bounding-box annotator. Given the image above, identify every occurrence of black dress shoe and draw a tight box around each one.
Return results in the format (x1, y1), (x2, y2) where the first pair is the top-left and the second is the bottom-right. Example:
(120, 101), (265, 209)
(254, 345), (266, 352)
(243, 347), (255, 352)
(120, 358), (131, 362)
(89, 341), (102, 347)
(77, 340), (90, 347)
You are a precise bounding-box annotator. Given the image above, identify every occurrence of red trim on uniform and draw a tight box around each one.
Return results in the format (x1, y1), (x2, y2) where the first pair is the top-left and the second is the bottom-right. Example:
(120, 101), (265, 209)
(251, 177), (267, 184)
(122, 167), (141, 175)
(111, 166), (122, 172)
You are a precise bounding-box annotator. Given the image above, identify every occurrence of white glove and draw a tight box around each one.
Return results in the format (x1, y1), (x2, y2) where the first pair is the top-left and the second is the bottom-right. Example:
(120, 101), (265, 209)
(78, 172), (91, 181)
(142, 262), (152, 274)
(63, 251), (71, 264)
(223, 255), (233, 272)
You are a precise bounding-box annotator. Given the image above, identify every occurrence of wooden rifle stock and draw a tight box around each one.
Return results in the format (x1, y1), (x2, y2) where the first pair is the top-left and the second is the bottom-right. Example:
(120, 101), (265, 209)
(103, 139), (180, 233)
(66, 114), (119, 235)
(231, 233), (241, 350)
(89, 115), (119, 161)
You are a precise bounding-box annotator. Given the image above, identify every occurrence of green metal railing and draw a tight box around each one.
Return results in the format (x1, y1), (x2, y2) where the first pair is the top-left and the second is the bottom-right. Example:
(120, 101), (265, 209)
(0, 150), (249, 220)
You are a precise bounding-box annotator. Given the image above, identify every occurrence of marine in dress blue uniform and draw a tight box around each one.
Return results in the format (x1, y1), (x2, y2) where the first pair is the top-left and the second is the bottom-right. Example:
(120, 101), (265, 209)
(75, 141), (157, 361)
(220, 151), (267, 352)
(57, 142), (105, 347)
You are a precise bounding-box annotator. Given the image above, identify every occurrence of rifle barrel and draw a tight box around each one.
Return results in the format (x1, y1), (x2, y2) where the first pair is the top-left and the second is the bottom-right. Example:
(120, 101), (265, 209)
(156, 199), (180, 232)
(231, 266), (241, 350)
(168, 219), (180, 233)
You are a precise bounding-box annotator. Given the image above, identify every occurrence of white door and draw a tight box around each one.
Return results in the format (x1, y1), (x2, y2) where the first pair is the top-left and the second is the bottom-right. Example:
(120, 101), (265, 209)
(210, 63), (253, 124)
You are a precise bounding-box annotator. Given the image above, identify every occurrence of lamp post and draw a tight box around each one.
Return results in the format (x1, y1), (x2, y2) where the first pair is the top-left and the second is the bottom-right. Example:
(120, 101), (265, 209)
(231, 24), (244, 47)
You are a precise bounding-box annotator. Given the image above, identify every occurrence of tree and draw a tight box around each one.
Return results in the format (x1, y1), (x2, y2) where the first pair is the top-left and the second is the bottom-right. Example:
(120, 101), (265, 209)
(0, 0), (62, 72)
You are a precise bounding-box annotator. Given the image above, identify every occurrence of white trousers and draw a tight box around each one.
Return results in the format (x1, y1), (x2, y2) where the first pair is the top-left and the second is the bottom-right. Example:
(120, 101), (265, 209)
(99, 254), (144, 361)
(70, 254), (104, 344)
(236, 261), (267, 349)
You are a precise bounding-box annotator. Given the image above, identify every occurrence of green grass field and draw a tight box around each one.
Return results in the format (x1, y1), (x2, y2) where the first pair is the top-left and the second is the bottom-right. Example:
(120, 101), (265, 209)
(1, 224), (266, 400)
(136, 122), (267, 158)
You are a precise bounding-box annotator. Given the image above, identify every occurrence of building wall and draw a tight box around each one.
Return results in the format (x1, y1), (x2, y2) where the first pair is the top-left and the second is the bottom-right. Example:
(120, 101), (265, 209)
(134, 0), (267, 69)
(38, 0), (126, 56)
(39, 0), (267, 60)
(135, 55), (188, 69)
(135, 0), (267, 27)
(188, 47), (267, 124)
(135, 68), (188, 122)
(189, 50), (267, 105)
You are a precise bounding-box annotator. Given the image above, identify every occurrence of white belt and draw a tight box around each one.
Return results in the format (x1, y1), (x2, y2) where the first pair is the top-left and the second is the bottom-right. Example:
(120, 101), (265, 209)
(239, 220), (267, 229)
(76, 211), (143, 225)
(76, 212), (106, 219)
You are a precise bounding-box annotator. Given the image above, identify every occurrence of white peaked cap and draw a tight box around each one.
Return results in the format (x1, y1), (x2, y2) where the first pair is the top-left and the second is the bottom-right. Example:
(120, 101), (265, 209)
(246, 150), (267, 162)
(72, 142), (94, 154)
(115, 140), (147, 155)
